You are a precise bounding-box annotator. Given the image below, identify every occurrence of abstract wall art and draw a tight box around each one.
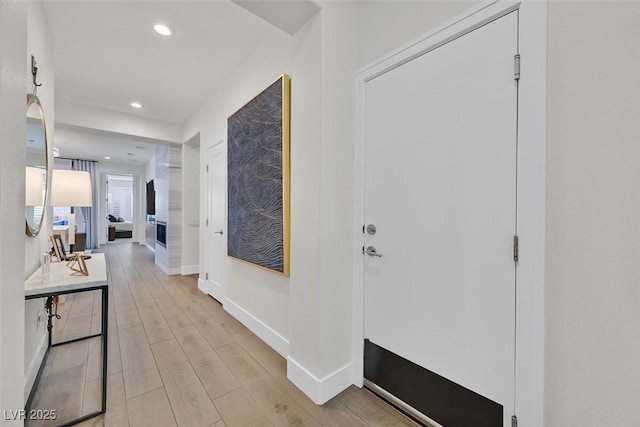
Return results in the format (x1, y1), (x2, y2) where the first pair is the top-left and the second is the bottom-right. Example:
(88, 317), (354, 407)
(227, 74), (290, 275)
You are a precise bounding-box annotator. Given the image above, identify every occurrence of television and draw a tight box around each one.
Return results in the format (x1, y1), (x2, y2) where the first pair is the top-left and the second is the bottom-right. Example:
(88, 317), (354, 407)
(146, 180), (155, 215)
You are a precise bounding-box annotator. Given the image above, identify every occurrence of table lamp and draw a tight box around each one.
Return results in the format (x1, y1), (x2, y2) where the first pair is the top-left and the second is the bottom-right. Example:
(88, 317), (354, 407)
(51, 169), (92, 253)
(25, 166), (44, 206)
(25, 166), (45, 237)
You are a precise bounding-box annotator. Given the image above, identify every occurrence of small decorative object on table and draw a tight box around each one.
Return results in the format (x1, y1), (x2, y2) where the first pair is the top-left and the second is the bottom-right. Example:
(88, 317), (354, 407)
(66, 253), (89, 276)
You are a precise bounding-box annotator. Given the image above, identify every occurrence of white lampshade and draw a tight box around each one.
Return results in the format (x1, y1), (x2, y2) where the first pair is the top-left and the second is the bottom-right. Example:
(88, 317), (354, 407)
(51, 170), (92, 207)
(25, 166), (44, 206)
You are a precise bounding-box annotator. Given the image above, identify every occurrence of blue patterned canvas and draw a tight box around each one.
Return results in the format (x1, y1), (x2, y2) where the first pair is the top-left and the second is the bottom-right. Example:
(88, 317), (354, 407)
(227, 76), (289, 274)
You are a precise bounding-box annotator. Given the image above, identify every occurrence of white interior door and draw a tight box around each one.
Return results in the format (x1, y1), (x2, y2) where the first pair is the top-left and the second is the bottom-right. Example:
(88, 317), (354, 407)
(363, 12), (519, 427)
(202, 142), (226, 302)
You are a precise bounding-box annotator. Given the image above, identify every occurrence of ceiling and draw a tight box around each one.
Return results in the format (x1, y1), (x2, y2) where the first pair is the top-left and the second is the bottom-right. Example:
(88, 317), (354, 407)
(53, 123), (165, 165)
(43, 0), (319, 163)
(43, 1), (279, 125)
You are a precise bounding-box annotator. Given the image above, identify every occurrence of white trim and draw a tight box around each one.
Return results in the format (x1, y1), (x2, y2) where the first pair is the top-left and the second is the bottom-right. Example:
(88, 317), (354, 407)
(514, 1), (547, 425)
(353, 1), (546, 425)
(203, 135), (228, 307)
(287, 357), (353, 405)
(223, 297), (289, 358)
(356, 0), (517, 79)
(181, 265), (199, 275)
(198, 277), (224, 304)
(24, 333), (48, 403)
(158, 264), (181, 276)
(144, 242), (156, 253)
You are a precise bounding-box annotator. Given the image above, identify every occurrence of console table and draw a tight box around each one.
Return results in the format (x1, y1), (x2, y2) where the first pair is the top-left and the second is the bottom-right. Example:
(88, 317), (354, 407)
(25, 253), (109, 426)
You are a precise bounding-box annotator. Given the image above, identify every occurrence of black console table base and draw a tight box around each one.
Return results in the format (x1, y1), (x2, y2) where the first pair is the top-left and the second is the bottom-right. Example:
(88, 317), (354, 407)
(25, 284), (108, 427)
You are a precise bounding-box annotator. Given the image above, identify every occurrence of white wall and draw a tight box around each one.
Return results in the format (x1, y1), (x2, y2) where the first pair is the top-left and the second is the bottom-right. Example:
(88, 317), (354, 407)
(545, 2), (640, 425)
(56, 100), (183, 144)
(286, 10), (323, 382)
(155, 145), (169, 269)
(97, 162), (145, 245)
(154, 145), (182, 274)
(144, 154), (156, 249)
(23, 0), (55, 402)
(287, 1), (360, 401)
(356, 0), (479, 68)
(145, 153), (156, 183)
(184, 27), (293, 343)
(1, 1), (28, 418)
(316, 0), (358, 386)
(181, 134), (200, 274)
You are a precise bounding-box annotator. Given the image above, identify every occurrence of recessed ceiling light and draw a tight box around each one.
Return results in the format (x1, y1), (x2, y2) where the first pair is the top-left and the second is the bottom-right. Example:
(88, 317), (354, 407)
(104, 156), (111, 160)
(154, 24), (173, 36)
(135, 146), (146, 150)
(127, 152), (134, 156)
(130, 102), (143, 109)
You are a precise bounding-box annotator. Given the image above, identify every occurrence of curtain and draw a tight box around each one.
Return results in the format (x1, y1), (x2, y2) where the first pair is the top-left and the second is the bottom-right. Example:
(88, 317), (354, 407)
(72, 160), (99, 249)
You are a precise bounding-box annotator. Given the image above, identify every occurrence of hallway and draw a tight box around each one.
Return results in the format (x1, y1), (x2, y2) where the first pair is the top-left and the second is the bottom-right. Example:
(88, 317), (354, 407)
(27, 243), (417, 427)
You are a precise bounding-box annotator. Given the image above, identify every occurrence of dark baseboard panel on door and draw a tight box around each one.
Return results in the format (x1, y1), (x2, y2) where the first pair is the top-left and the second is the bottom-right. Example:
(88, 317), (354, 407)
(364, 339), (503, 427)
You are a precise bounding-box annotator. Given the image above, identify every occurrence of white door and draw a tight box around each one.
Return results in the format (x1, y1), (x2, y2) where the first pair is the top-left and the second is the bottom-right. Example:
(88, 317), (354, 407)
(202, 142), (226, 302)
(363, 12), (518, 427)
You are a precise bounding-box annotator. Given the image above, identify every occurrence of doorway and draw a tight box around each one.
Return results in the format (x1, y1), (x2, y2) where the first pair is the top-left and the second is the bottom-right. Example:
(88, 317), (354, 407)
(360, 11), (519, 427)
(106, 174), (134, 242)
(201, 138), (227, 302)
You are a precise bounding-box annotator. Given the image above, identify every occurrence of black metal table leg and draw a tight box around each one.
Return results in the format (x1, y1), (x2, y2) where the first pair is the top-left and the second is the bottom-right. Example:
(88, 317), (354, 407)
(25, 285), (109, 426)
(101, 285), (108, 414)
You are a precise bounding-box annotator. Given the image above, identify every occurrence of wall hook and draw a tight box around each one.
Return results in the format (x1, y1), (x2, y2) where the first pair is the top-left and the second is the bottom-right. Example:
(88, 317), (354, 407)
(31, 55), (42, 93)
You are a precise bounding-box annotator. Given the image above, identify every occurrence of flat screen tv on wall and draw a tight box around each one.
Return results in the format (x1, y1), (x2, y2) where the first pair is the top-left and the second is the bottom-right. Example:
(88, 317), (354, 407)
(146, 180), (155, 215)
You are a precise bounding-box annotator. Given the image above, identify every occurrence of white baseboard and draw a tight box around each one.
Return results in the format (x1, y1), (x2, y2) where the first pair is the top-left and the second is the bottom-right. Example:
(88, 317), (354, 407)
(287, 356), (353, 405)
(157, 262), (181, 276)
(166, 266), (181, 275)
(223, 297), (289, 358)
(181, 265), (199, 275)
(24, 333), (48, 403)
(144, 243), (156, 253)
(198, 278), (224, 303)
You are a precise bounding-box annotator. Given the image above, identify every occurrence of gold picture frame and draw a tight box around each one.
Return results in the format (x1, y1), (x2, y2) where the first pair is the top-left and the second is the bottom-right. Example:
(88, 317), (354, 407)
(227, 74), (290, 275)
(50, 234), (66, 262)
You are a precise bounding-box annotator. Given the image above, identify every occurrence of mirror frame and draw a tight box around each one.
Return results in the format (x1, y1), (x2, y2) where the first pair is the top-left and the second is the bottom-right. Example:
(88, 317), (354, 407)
(25, 93), (49, 237)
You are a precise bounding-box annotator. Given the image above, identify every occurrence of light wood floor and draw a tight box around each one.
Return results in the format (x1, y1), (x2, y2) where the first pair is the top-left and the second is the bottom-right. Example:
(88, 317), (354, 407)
(27, 243), (419, 427)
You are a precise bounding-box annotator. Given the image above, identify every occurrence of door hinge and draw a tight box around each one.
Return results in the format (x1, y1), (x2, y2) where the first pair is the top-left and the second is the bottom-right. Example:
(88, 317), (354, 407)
(514, 54), (521, 81)
(206, 219), (209, 227)
(206, 164), (209, 172)
(513, 235), (519, 262)
(362, 225), (365, 234)
(512, 415), (518, 427)
(205, 273), (209, 280)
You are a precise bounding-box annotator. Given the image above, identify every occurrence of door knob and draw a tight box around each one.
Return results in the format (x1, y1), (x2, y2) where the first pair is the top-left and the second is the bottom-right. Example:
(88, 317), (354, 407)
(365, 246), (382, 257)
(214, 230), (223, 235)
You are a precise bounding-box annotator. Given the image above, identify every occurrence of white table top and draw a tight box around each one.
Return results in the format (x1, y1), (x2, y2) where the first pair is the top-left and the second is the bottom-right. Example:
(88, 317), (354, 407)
(25, 253), (108, 298)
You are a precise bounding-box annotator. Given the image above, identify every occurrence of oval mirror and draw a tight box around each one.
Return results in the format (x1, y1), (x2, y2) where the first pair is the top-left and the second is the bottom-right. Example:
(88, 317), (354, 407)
(25, 94), (48, 237)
